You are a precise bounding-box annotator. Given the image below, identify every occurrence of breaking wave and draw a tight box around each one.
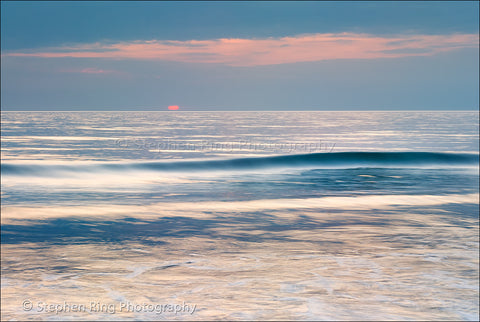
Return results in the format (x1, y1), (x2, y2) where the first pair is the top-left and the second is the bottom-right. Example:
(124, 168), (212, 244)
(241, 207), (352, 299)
(2, 152), (478, 177)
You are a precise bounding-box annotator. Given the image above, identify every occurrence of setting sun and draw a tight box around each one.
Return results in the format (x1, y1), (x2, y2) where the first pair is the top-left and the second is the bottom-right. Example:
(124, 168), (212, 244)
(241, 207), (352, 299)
(168, 105), (179, 110)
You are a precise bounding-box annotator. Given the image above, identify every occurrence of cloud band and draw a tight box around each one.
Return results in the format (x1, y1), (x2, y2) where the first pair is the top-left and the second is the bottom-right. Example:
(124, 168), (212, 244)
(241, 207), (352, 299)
(4, 33), (478, 66)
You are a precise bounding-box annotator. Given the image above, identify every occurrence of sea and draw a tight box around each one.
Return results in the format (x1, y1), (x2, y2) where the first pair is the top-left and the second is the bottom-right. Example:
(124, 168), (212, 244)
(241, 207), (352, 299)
(1, 111), (479, 320)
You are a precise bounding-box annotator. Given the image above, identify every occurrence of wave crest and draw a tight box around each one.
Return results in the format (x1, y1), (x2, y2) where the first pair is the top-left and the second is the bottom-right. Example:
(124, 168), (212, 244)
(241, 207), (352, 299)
(2, 152), (478, 176)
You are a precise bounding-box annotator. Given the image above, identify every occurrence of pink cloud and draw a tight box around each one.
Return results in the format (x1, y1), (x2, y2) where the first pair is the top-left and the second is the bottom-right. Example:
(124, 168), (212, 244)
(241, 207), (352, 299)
(5, 33), (478, 66)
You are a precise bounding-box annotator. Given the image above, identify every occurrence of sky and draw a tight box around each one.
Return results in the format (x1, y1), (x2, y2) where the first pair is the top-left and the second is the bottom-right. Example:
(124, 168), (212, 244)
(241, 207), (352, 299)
(1, 1), (479, 111)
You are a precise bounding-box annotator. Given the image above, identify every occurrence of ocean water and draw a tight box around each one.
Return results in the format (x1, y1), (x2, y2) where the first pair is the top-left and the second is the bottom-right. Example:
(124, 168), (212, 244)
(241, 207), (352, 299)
(1, 111), (479, 320)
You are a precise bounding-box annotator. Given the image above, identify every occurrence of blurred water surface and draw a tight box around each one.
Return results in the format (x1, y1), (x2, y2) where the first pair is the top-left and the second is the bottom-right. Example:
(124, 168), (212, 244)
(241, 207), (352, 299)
(1, 111), (479, 320)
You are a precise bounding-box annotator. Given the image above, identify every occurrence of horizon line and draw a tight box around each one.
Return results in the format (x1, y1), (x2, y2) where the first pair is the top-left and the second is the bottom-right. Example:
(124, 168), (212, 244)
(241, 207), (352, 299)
(1, 109), (479, 113)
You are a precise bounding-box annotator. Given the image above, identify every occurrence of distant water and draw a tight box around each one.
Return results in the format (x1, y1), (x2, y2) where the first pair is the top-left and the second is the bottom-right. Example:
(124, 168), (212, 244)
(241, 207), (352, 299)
(1, 111), (479, 320)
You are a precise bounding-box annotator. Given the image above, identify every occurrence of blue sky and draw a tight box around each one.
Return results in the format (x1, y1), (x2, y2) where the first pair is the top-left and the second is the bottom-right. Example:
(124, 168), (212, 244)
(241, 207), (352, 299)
(1, 1), (479, 110)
